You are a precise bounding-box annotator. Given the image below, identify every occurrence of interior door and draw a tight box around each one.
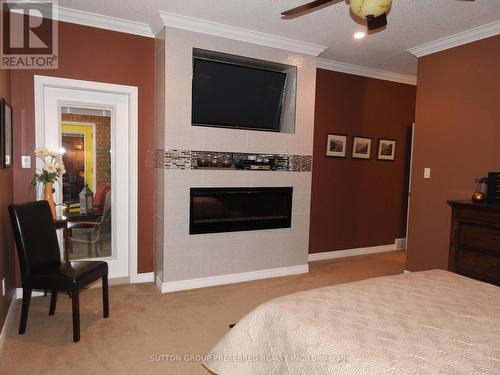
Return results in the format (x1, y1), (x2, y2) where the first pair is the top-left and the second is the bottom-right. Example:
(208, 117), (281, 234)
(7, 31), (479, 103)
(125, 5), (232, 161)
(35, 78), (136, 280)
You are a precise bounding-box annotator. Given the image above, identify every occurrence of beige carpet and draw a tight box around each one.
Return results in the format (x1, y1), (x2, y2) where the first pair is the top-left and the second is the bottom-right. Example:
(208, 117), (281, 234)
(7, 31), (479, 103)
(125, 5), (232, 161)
(0, 251), (405, 375)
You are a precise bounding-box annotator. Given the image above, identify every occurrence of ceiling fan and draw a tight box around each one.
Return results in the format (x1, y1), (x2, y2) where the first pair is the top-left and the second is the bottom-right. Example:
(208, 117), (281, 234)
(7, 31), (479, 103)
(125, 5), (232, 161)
(281, 0), (476, 32)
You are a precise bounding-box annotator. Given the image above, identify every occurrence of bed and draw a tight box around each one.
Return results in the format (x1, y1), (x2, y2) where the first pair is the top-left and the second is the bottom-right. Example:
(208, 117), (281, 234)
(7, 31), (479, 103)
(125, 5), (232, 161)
(203, 270), (500, 374)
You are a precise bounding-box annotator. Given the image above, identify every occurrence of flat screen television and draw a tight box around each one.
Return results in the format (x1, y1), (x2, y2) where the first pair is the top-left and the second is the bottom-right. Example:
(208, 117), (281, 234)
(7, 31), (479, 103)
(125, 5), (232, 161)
(192, 58), (287, 132)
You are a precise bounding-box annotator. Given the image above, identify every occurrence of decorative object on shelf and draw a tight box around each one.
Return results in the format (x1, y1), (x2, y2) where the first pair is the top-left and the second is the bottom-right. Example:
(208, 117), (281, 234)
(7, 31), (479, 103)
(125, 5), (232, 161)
(486, 172), (500, 204)
(210, 157), (221, 168)
(32, 148), (66, 219)
(377, 139), (396, 161)
(0, 98), (13, 168)
(326, 134), (347, 158)
(472, 177), (488, 203)
(197, 157), (210, 168)
(79, 184), (94, 214)
(352, 137), (372, 160)
(221, 158), (233, 168)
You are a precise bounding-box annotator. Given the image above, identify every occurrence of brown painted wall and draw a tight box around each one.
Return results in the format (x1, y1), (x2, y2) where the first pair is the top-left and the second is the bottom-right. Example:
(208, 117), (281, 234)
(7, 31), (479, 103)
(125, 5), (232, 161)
(406, 36), (500, 271)
(309, 69), (416, 254)
(0, 67), (15, 330)
(10, 21), (155, 274)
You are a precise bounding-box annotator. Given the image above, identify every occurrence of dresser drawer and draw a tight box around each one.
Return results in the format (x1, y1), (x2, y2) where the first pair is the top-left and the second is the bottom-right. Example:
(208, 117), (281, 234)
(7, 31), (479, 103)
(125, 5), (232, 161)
(456, 248), (500, 282)
(459, 223), (500, 254)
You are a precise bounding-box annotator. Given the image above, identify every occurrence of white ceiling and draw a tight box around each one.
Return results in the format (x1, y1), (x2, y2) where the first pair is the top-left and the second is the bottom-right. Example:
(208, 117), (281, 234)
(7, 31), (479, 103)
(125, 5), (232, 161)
(57, 0), (500, 76)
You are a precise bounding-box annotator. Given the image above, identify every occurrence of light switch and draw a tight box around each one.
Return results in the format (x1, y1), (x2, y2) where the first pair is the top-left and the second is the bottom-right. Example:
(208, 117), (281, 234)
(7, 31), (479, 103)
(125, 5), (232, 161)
(21, 155), (31, 168)
(424, 168), (431, 179)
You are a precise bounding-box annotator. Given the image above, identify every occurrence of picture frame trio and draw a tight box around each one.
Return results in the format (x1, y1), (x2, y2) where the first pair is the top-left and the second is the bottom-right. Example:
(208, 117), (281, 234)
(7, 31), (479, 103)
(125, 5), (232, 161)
(326, 134), (396, 161)
(0, 98), (13, 168)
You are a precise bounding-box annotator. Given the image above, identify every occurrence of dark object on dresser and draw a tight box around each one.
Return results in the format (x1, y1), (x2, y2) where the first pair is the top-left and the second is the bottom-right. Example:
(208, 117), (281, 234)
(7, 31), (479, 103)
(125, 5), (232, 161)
(487, 172), (500, 204)
(448, 200), (500, 286)
(9, 200), (109, 342)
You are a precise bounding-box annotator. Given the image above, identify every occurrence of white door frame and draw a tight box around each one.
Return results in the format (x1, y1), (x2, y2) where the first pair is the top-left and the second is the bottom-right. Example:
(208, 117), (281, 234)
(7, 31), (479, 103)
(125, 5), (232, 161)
(405, 122), (415, 249)
(34, 75), (146, 283)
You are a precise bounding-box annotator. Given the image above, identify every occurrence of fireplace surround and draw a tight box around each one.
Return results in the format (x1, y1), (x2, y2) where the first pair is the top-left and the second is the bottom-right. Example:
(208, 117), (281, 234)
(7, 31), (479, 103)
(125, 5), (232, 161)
(154, 25), (316, 292)
(190, 187), (293, 234)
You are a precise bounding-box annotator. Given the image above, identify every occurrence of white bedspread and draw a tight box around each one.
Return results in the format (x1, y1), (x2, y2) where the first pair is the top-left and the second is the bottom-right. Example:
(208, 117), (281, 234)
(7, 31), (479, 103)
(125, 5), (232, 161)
(204, 270), (500, 374)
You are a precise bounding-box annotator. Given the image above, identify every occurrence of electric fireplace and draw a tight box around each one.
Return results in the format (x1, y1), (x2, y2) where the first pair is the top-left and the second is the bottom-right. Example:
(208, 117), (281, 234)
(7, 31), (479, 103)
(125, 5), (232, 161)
(189, 187), (293, 234)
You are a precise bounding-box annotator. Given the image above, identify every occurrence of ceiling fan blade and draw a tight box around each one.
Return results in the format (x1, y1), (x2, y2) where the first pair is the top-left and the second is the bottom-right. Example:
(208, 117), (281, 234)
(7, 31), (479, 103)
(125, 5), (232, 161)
(281, 0), (339, 17)
(366, 12), (387, 31)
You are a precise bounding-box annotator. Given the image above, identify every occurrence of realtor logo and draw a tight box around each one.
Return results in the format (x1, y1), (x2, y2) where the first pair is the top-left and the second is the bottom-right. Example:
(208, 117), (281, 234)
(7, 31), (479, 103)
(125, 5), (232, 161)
(1, 0), (58, 69)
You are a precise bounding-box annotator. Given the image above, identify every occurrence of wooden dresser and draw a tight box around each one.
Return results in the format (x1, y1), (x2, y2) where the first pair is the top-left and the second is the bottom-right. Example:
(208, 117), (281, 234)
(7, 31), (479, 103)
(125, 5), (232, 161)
(448, 200), (500, 286)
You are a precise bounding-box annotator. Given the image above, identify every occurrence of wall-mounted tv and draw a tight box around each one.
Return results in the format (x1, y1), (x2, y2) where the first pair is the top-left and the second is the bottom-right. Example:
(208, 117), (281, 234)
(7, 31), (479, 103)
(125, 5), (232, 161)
(192, 54), (290, 132)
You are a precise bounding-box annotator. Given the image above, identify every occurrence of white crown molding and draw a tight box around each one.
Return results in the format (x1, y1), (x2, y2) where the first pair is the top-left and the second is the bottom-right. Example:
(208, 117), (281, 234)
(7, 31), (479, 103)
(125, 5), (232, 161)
(11, 4), (155, 38)
(149, 12), (165, 37)
(157, 264), (309, 293)
(408, 20), (500, 58)
(157, 11), (327, 56)
(57, 6), (154, 37)
(317, 58), (417, 85)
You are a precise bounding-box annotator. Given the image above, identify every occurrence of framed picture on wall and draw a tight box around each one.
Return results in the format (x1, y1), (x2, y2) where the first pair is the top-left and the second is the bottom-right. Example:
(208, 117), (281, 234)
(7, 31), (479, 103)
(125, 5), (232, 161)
(0, 98), (13, 168)
(326, 134), (347, 158)
(352, 136), (372, 159)
(377, 139), (396, 161)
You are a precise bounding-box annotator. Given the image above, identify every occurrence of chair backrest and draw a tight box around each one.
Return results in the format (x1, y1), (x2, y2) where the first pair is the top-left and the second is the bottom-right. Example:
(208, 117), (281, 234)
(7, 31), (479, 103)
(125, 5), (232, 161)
(94, 184), (111, 211)
(9, 201), (61, 277)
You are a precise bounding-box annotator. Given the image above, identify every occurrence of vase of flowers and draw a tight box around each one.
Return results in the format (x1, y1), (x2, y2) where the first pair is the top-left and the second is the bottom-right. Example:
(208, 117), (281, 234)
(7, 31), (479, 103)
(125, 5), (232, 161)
(32, 148), (66, 218)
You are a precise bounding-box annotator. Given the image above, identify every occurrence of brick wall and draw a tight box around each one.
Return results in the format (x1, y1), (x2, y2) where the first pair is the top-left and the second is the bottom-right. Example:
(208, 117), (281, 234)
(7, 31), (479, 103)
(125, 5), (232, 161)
(61, 113), (111, 188)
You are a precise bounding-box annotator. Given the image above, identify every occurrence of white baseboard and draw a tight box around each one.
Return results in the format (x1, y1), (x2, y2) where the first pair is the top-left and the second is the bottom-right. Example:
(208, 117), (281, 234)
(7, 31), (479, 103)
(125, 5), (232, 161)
(395, 238), (407, 250)
(129, 272), (154, 284)
(155, 276), (163, 291)
(158, 264), (309, 293)
(15, 289), (44, 299)
(308, 242), (399, 262)
(14, 272), (154, 300)
(404, 270), (412, 274)
(0, 295), (17, 354)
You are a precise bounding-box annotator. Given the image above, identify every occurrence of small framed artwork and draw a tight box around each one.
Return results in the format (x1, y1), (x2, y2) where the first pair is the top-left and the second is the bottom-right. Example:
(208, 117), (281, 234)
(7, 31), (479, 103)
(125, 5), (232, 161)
(377, 139), (396, 161)
(326, 134), (347, 158)
(1, 99), (13, 168)
(352, 136), (372, 159)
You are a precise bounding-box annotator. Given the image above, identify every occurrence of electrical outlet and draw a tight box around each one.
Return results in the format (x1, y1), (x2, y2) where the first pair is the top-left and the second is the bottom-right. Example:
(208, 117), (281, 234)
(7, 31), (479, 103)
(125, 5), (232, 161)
(1, 277), (5, 297)
(22, 155), (31, 168)
(424, 168), (431, 179)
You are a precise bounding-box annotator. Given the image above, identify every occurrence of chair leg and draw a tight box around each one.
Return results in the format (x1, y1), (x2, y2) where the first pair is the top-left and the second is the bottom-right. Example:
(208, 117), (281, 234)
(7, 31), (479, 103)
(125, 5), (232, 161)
(49, 290), (58, 316)
(87, 232), (92, 258)
(72, 289), (80, 342)
(102, 275), (109, 318)
(19, 288), (32, 334)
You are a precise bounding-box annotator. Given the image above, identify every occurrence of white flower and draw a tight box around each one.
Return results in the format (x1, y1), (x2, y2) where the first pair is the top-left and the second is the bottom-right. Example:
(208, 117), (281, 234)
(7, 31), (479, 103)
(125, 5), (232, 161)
(48, 150), (61, 158)
(43, 162), (57, 174)
(34, 147), (49, 158)
(52, 158), (66, 175)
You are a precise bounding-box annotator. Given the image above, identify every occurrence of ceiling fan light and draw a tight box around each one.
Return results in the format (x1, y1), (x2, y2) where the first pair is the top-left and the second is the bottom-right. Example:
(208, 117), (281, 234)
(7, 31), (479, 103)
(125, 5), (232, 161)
(350, 0), (392, 18)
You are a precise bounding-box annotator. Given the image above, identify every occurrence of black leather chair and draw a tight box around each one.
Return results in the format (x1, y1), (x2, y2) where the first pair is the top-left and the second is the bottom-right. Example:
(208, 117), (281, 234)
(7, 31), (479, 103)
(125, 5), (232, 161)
(9, 200), (109, 342)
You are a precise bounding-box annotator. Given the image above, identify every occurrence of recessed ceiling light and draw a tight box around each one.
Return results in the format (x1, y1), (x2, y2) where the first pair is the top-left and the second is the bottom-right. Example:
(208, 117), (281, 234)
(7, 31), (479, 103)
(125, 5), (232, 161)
(354, 31), (366, 39)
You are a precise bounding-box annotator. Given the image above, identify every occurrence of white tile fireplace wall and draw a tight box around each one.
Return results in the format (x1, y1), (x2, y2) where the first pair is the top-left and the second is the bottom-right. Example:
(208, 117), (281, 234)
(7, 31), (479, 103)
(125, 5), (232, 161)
(154, 25), (318, 293)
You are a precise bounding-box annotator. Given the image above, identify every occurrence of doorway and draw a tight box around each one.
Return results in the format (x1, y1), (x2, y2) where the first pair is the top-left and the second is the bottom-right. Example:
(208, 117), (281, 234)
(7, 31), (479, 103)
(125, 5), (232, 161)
(34, 75), (139, 281)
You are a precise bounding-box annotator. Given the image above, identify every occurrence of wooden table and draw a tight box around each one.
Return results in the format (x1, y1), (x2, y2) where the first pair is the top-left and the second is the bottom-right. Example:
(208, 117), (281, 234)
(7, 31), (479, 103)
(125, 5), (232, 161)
(54, 216), (70, 261)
